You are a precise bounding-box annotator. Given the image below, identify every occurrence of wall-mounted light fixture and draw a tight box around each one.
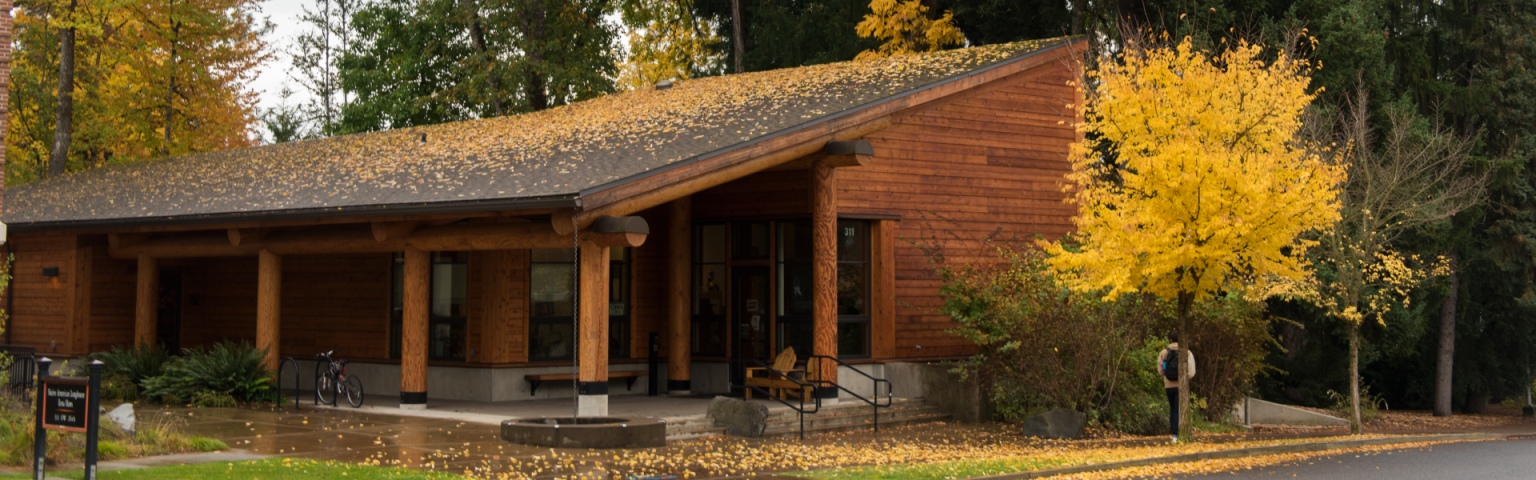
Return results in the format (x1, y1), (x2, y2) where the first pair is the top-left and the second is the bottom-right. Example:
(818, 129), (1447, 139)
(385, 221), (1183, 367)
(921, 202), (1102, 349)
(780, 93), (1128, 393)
(41, 267), (59, 277)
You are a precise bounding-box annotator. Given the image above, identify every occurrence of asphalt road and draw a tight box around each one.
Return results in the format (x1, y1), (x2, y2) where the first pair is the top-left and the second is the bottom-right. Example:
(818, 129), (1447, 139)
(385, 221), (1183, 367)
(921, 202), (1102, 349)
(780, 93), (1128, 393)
(1179, 438), (1536, 479)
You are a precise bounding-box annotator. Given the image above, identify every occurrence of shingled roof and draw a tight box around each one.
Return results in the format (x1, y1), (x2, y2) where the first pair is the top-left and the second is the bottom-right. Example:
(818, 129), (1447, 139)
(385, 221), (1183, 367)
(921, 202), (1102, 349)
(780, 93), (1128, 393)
(4, 37), (1073, 229)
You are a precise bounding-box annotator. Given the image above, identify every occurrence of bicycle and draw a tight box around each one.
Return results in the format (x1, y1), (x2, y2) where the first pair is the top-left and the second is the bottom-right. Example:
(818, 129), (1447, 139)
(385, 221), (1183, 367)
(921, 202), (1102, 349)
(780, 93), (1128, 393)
(315, 350), (364, 408)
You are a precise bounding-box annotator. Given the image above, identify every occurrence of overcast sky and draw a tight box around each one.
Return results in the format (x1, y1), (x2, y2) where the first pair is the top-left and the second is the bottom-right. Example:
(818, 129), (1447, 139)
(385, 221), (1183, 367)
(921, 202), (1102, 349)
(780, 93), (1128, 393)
(251, 0), (312, 116)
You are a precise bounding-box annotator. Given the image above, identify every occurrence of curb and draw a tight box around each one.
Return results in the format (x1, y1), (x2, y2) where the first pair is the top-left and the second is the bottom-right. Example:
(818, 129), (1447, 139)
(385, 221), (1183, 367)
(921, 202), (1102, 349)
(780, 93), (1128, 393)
(971, 433), (1508, 479)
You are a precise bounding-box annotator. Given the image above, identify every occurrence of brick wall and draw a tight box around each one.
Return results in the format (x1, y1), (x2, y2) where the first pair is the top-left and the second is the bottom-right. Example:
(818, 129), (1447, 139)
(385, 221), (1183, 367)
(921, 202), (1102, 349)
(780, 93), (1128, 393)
(1, 0), (11, 206)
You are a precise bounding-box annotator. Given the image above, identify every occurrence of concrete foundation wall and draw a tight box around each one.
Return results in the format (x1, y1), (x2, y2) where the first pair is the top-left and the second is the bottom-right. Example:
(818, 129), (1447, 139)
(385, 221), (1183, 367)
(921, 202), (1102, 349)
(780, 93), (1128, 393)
(286, 360), (668, 402)
(1238, 397), (1349, 426)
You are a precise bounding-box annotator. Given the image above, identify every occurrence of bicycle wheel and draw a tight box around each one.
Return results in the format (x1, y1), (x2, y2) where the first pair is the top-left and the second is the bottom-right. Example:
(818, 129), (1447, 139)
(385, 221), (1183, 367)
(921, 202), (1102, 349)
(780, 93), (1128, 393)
(315, 364), (336, 406)
(344, 375), (364, 408)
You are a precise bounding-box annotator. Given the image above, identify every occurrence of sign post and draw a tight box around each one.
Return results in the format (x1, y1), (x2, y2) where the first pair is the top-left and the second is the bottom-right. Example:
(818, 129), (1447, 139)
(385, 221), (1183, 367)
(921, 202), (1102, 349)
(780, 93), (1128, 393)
(33, 359), (104, 480)
(84, 361), (103, 480)
(32, 358), (50, 480)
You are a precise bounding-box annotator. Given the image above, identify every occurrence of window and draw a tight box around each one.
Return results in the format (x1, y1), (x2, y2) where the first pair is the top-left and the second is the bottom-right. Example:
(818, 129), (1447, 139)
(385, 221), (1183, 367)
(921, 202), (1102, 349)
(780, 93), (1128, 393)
(529, 248), (632, 361)
(692, 223), (728, 356)
(390, 252), (468, 361)
(775, 220), (871, 358)
(530, 249), (576, 361)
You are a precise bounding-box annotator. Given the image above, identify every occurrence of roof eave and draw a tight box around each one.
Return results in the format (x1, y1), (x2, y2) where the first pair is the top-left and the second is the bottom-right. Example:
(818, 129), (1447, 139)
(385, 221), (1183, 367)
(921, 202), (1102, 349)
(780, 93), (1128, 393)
(3, 194), (583, 233)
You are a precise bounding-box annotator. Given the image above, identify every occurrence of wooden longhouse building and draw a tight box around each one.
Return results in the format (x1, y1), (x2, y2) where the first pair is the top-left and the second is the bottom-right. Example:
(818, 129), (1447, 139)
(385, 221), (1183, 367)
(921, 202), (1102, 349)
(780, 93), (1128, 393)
(0, 38), (1084, 415)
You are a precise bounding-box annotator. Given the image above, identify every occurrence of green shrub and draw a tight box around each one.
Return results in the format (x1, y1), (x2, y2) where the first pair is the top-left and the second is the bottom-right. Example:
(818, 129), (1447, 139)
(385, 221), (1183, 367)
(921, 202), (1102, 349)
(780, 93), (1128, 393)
(92, 344), (170, 388)
(1328, 386), (1387, 423)
(191, 391), (237, 408)
(97, 440), (130, 460)
(189, 437), (228, 452)
(142, 341), (273, 404)
(931, 242), (1273, 435)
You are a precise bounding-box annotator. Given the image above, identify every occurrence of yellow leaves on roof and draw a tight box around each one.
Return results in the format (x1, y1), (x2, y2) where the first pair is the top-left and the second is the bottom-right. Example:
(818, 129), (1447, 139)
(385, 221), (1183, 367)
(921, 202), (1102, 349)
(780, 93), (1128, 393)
(13, 38), (1065, 222)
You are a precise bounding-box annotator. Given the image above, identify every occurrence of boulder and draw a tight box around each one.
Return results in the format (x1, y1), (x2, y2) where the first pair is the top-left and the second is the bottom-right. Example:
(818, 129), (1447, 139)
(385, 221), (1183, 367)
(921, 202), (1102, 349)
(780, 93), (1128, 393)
(1022, 408), (1086, 439)
(706, 396), (768, 437)
(106, 403), (135, 434)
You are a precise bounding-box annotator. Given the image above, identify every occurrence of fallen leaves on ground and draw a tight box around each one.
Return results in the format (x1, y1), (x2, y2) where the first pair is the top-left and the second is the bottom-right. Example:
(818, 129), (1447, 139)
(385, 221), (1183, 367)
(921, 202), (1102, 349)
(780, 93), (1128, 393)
(1063, 439), (1471, 479)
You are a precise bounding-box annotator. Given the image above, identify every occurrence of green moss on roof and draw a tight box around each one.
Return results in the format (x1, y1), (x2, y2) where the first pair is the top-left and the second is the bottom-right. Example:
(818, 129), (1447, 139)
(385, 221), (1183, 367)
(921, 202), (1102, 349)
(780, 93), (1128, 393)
(5, 37), (1071, 227)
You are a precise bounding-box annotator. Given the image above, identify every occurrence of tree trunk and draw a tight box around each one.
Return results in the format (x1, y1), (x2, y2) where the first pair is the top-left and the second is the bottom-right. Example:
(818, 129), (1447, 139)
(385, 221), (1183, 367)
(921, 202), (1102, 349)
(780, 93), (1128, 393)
(1176, 290), (1193, 441)
(1434, 257), (1458, 417)
(464, 0), (503, 116)
(731, 0), (744, 73)
(50, 0), (78, 178)
(1349, 322), (1362, 434)
(162, 22), (180, 156)
(523, 0), (548, 111)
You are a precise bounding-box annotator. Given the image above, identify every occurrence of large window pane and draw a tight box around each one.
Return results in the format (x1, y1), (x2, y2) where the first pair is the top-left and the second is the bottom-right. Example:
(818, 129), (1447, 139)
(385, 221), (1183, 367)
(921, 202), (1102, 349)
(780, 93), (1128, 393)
(838, 321), (869, 357)
(837, 264), (867, 316)
(732, 222), (771, 259)
(779, 263), (813, 316)
(530, 321), (574, 360)
(778, 220), (813, 262)
(838, 221), (868, 261)
(530, 263), (574, 317)
(695, 264), (727, 316)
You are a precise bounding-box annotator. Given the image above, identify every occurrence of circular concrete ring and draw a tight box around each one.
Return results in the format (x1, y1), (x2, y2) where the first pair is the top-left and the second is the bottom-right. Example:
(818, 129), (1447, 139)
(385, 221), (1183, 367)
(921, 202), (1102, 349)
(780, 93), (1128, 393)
(500, 416), (667, 449)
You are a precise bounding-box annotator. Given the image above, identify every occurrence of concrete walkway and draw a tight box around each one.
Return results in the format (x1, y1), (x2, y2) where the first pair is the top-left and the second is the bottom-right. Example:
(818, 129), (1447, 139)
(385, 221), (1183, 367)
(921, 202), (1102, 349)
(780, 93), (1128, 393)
(290, 391), (805, 427)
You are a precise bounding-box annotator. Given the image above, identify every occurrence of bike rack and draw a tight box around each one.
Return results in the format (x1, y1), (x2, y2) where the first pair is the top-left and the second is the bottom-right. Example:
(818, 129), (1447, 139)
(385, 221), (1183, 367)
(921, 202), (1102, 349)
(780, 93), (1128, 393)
(279, 356), (302, 410)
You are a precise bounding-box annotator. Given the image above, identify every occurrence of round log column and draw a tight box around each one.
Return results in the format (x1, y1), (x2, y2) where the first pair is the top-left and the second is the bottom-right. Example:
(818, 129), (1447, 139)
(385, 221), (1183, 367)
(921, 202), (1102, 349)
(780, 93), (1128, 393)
(811, 159), (839, 400)
(134, 255), (159, 348)
(256, 250), (282, 374)
(400, 246), (430, 409)
(667, 198), (692, 395)
(578, 242), (611, 416)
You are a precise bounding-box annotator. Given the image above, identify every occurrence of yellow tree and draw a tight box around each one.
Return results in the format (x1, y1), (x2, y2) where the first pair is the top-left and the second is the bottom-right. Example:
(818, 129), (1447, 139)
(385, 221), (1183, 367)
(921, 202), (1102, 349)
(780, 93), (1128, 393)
(853, 0), (964, 60)
(616, 0), (724, 90)
(1048, 38), (1344, 440)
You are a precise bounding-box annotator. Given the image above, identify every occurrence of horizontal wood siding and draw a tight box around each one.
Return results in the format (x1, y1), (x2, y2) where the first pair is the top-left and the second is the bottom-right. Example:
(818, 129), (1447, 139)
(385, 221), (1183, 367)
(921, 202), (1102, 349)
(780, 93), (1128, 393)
(630, 206), (669, 359)
(692, 169), (808, 220)
(279, 254), (391, 359)
(179, 257), (258, 349)
(844, 63), (1077, 359)
(469, 250), (530, 364)
(8, 233), (76, 354)
(89, 242), (136, 352)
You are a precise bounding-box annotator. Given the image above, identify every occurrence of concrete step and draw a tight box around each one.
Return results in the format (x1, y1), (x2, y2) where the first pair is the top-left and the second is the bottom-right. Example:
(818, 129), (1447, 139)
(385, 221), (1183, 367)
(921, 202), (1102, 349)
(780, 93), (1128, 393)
(663, 397), (947, 441)
(762, 410), (952, 438)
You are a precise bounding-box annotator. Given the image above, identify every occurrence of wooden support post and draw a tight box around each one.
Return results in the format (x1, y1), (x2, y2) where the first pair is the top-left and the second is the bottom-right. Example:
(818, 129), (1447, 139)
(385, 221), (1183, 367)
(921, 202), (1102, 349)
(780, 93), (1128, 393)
(577, 241), (610, 416)
(667, 198), (692, 395)
(400, 246), (430, 409)
(134, 255), (159, 348)
(256, 250), (282, 374)
(811, 159), (839, 400)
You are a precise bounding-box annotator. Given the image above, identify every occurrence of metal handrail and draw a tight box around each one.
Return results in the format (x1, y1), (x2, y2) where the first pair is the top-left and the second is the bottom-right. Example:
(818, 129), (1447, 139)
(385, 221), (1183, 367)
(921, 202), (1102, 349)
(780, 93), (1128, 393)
(278, 356), (301, 410)
(808, 355), (894, 432)
(737, 358), (821, 439)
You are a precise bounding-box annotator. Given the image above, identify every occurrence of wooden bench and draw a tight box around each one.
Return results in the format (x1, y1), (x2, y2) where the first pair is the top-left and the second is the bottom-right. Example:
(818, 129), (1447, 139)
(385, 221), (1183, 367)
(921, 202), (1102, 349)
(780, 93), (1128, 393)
(525, 370), (645, 396)
(745, 348), (813, 400)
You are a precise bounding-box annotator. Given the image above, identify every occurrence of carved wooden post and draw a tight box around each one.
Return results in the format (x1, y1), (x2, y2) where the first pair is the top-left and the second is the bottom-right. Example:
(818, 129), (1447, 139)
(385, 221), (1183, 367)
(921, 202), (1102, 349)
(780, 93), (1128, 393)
(667, 198), (692, 395)
(134, 255), (159, 348)
(255, 250), (282, 374)
(400, 246), (429, 409)
(811, 159), (839, 401)
(578, 241), (611, 416)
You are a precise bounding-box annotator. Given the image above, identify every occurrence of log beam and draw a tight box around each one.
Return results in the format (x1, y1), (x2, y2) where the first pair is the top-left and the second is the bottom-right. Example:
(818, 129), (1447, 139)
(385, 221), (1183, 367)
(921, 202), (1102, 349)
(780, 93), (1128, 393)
(400, 246), (429, 409)
(667, 197), (691, 394)
(577, 241), (610, 417)
(108, 233), (149, 251)
(134, 255), (159, 348)
(109, 217), (649, 259)
(227, 228), (270, 246)
(811, 158), (839, 400)
(256, 250), (282, 374)
(370, 221), (420, 242)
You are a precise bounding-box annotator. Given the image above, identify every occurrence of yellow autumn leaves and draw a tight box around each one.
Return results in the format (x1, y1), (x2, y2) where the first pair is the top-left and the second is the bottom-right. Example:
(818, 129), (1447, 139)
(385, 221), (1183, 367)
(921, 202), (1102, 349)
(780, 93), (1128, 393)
(1048, 38), (1343, 304)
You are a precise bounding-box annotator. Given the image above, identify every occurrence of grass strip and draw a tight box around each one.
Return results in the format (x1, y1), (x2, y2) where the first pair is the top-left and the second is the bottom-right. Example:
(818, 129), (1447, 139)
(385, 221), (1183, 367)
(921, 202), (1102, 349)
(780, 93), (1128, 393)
(0, 458), (466, 480)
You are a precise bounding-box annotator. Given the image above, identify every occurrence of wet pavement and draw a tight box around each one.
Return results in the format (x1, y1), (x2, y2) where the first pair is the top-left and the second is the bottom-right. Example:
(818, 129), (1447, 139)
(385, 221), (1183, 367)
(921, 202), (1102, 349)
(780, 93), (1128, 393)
(283, 392), (730, 427)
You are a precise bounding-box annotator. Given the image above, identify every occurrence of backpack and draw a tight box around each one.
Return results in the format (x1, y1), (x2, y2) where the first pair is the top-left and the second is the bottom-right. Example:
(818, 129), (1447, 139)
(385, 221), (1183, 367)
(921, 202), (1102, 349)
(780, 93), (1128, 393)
(1161, 349), (1180, 382)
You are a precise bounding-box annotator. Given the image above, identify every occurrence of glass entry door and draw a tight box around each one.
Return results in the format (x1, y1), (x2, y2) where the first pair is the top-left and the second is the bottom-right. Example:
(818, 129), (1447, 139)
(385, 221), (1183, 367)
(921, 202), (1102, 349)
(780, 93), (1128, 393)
(729, 266), (771, 389)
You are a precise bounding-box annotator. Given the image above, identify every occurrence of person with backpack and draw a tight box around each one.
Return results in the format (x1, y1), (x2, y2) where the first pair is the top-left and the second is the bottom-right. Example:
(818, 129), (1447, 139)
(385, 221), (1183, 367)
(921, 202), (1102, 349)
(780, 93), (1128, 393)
(1157, 333), (1195, 443)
